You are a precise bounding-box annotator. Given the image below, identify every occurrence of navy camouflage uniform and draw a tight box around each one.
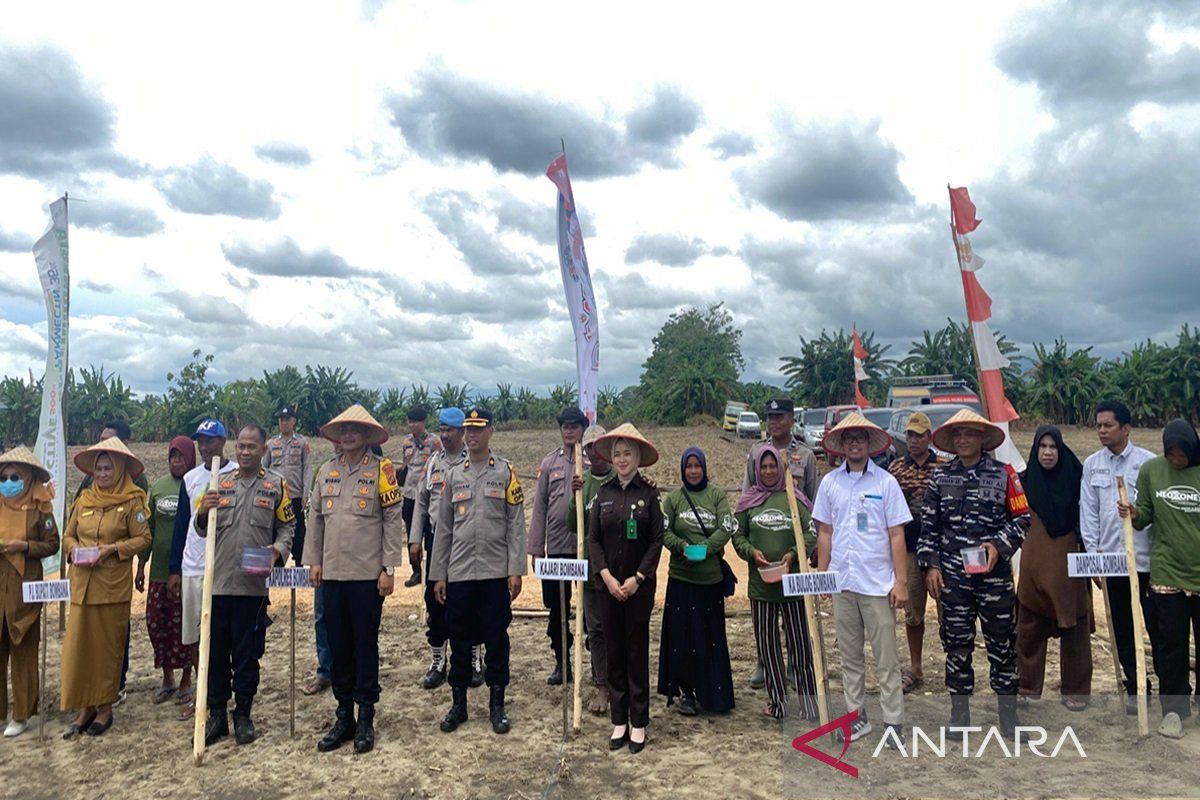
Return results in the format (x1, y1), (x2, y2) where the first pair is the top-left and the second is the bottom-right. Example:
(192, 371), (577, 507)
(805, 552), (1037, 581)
(917, 455), (1030, 695)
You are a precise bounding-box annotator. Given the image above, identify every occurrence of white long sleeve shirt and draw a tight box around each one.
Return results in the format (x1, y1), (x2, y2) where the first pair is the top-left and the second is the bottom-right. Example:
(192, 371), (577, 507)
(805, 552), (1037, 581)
(1079, 442), (1155, 573)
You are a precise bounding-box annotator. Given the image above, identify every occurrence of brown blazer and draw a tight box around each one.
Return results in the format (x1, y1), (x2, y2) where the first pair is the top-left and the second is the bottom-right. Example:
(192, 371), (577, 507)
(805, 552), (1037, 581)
(63, 502), (151, 605)
(0, 509), (59, 643)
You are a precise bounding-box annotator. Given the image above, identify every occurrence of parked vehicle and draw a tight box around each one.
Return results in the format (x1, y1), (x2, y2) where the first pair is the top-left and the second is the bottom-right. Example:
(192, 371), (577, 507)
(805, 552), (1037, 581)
(800, 407), (826, 452)
(792, 409), (805, 440)
(886, 403), (980, 460)
(887, 375), (981, 410)
(736, 411), (762, 439)
(723, 400), (749, 432)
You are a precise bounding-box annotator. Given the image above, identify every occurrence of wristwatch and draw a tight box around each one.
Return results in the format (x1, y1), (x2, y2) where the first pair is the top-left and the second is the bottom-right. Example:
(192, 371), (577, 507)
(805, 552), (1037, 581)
(383, 566), (395, 577)
(635, 572), (645, 585)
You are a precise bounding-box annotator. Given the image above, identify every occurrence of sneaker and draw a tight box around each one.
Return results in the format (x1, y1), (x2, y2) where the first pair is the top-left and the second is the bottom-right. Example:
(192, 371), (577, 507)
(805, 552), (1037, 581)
(1158, 712), (1184, 739)
(835, 711), (872, 743)
(882, 723), (905, 750)
(3, 719), (28, 738)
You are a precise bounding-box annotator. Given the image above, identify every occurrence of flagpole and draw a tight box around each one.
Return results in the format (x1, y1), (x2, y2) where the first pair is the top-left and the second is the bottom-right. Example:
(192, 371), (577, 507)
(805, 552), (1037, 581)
(947, 184), (992, 421)
(59, 191), (70, 635)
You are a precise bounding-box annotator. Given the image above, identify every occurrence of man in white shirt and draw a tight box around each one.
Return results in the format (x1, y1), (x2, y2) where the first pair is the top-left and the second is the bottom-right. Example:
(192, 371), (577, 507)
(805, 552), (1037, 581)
(813, 413), (910, 746)
(1079, 399), (1159, 710)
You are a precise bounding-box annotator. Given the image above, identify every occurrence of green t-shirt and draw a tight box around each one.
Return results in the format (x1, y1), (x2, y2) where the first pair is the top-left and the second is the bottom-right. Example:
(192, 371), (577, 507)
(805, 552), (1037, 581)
(567, 468), (616, 585)
(1133, 457), (1200, 593)
(142, 474), (183, 583)
(661, 486), (733, 585)
(733, 492), (816, 602)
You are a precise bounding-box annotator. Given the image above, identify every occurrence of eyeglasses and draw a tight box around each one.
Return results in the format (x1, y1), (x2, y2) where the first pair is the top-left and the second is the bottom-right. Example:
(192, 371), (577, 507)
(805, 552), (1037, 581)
(842, 432), (870, 444)
(0, 473), (22, 482)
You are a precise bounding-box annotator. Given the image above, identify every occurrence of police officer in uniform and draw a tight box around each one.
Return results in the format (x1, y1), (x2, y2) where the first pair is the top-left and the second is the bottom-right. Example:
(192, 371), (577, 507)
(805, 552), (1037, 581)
(431, 408), (526, 735)
(917, 409), (1030, 737)
(410, 407), (478, 690)
(263, 405), (312, 566)
(304, 404), (404, 754)
(529, 406), (587, 684)
(196, 424), (295, 746)
(743, 397), (819, 689)
(399, 407), (442, 587)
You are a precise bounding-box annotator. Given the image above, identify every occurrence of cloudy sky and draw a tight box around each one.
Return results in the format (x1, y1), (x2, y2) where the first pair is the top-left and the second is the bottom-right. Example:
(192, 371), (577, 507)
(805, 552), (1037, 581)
(2, 0), (1198, 397)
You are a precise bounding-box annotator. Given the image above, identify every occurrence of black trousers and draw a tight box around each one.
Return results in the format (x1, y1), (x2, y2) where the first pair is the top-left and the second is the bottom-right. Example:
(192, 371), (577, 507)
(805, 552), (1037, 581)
(402, 497), (416, 543)
(542, 552), (575, 659)
(207, 595), (269, 717)
(423, 528), (448, 648)
(290, 497), (307, 567)
(1105, 573), (1162, 696)
(324, 580), (384, 707)
(1153, 591), (1200, 718)
(446, 579), (511, 689)
(598, 580), (656, 727)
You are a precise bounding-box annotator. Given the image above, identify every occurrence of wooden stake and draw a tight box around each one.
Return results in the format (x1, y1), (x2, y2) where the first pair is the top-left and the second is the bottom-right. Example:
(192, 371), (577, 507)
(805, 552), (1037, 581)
(193, 458), (220, 765)
(779, 448), (830, 730)
(572, 442), (584, 733)
(1117, 476), (1149, 737)
(290, 586), (297, 738)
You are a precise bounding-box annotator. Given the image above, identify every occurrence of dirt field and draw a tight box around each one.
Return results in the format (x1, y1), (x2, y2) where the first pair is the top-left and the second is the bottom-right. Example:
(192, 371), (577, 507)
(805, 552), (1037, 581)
(3, 424), (1198, 799)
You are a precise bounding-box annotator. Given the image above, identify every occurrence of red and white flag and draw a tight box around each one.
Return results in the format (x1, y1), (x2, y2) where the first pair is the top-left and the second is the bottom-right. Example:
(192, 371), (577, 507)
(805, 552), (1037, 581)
(547, 154), (599, 422)
(852, 326), (870, 409)
(948, 186), (1023, 469)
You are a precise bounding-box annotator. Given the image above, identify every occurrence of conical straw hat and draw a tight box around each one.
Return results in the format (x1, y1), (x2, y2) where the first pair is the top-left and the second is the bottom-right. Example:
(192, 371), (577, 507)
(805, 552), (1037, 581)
(592, 423), (659, 467)
(320, 404), (390, 446)
(0, 445), (51, 483)
(931, 408), (1006, 453)
(821, 411), (891, 458)
(73, 436), (145, 478)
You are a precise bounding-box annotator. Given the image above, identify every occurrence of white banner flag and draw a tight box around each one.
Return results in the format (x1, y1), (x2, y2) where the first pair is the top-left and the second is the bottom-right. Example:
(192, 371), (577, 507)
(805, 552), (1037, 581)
(546, 154), (599, 423)
(32, 197), (69, 576)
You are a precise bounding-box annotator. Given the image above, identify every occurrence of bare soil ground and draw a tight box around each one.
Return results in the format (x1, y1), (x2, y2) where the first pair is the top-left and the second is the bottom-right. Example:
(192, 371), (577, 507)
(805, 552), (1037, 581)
(3, 425), (1197, 799)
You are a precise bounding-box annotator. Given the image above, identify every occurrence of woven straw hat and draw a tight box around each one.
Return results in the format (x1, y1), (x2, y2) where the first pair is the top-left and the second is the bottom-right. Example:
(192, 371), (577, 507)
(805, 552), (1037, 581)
(821, 412), (891, 458)
(581, 424), (607, 448)
(0, 445), (51, 483)
(592, 423), (659, 467)
(74, 436), (145, 478)
(931, 408), (1006, 453)
(320, 404), (390, 446)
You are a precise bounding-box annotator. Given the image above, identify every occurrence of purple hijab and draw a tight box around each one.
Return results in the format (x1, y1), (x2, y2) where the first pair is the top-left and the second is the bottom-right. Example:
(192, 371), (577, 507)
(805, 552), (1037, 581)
(680, 446), (708, 491)
(735, 441), (812, 513)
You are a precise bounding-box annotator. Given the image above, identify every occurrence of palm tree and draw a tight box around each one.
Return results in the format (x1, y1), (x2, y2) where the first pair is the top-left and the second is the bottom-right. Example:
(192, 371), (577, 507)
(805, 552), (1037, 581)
(493, 383), (516, 422)
(302, 365), (358, 430)
(1027, 340), (1104, 424)
(435, 383), (471, 411)
(780, 328), (894, 408)
(549, 382), (577, 411)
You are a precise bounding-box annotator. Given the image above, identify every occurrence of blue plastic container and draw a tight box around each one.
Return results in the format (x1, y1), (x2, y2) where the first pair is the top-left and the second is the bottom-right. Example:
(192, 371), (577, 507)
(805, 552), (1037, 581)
(684, 544), (708, 562)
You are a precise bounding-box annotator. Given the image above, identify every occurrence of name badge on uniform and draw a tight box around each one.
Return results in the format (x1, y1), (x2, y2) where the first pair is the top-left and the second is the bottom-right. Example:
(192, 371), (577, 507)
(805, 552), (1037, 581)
(856, 511), (868, 532)
(626, 519), (638, 539)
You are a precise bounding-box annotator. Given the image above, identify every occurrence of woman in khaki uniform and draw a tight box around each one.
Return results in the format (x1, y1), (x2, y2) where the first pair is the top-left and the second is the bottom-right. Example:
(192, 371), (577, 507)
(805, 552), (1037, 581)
(60, 438), (151, 737)
(0, 447), (59, 738)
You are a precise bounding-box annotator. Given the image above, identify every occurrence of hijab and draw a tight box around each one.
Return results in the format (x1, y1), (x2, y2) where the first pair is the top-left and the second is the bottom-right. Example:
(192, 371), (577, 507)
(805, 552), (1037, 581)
(735, 441), (811, 513)
(169, 435), (197, 476)
(1023, 424), (1083, 538)
(680, 446), (708, 492)
(1162, 418), (1200, 468)
(75, 452), (148, 512)
(0, 461), (55, 574)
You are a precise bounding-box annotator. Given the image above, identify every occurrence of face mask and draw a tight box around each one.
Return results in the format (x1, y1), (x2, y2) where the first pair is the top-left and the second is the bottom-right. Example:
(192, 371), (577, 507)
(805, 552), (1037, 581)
(0, 480), (25, 498)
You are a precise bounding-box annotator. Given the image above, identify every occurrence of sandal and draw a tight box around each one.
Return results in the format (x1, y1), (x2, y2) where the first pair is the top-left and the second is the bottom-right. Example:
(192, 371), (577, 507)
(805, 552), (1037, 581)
(176, 685), (195, 706)
(177, 699), (195, 720)
(901, 668), (924, 694)
(762, 703), (785, 720)
(152, 685), (178, 705)
(1061, 697), (1088, 712)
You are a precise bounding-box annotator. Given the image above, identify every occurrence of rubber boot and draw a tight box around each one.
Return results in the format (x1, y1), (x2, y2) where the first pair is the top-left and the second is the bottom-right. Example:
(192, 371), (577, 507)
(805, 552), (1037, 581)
(354, 703), (375, 754)
(489, 685), (511, 734)
(998, 694), (1019, 739)
(948, 694), (971, 733)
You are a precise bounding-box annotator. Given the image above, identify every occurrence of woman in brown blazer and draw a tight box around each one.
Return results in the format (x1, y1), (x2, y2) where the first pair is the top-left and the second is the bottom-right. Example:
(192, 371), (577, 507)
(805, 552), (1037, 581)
(60, 438), (151, 738)
(0, 447), (59, 738)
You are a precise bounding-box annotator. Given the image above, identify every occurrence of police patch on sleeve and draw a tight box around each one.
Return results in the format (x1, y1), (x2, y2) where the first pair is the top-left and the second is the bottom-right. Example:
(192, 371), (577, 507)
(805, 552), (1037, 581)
(506, 466), (523, 506)
(277, 480), (296, 523)
(378, 458), (402, 507)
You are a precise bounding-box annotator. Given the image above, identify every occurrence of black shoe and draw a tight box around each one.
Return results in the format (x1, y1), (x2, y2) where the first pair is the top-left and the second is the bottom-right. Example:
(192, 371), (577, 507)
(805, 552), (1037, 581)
(440, 687), (469, 733)
(204, 713), (229, 746)
(62, 710), (97, 741)
(233, 716), (256, 745)
(998, 695), (1018, 739)
(628, 733), (646, 754)
(609, 730), (628, 750)
(678, 694), (698, 717)
(948, 694), (971, 730)
(85, 714), (115, 737)
(547, 663), (564, 686)
(317, 705), (356, 752)
(404, 569), (422, 588)
(422, 664), (448, 690)
(354, 717), (375, 754)
(489, 686), (511, 734)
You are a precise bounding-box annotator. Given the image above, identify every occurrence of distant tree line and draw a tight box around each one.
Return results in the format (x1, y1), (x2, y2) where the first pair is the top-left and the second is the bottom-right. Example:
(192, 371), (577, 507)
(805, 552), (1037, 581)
(2, 312), (1197, 446)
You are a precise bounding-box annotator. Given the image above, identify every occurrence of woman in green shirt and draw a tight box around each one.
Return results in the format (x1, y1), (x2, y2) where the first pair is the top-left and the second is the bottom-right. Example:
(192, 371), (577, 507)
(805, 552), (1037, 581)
(733, 443), (818, 720)
(657, 447), (735, 715)
(1121, 419), (1200, 738)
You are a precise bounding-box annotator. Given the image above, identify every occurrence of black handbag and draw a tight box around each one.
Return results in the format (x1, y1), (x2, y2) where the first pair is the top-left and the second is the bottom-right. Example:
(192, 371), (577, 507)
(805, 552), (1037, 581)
(681, 489), (737, 598)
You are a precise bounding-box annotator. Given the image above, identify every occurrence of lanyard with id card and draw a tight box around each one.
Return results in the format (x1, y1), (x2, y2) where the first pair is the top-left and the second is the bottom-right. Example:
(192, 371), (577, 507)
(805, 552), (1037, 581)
(857, 492), (882, 532)
(626, 509), (638, 540)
